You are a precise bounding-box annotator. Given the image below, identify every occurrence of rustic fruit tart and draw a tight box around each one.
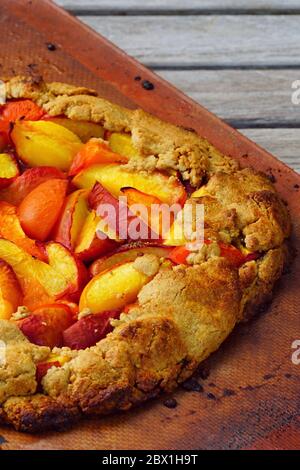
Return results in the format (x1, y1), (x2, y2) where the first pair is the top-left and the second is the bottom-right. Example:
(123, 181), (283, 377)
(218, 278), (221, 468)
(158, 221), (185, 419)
(0, 77), (291, 432)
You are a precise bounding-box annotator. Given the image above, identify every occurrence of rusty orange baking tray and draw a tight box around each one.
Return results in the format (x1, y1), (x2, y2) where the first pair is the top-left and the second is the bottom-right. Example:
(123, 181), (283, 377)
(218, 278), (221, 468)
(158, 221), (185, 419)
(0, 0), (299, 450)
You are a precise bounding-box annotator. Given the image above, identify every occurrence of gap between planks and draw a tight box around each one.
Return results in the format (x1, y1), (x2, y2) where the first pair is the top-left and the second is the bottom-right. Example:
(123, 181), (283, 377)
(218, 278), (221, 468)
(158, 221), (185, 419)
(156, 69), (300, 127)
(77, 15), (300, 68)
(56, 0), (300, 15)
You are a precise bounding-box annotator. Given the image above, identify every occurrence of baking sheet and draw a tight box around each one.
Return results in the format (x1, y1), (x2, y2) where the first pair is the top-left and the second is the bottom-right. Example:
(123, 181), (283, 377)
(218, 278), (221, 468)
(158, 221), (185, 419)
(0, 0), (299, 450)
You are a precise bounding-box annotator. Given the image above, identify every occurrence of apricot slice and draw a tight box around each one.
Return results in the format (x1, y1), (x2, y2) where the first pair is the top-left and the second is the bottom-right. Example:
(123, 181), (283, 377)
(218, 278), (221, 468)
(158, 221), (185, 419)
(69, 139), (128, 176)
(0, 153), (19, 189)
(1, 99), (45, 122)
(0, 166), (66, 206)
(0, 261), (23, 320)
(11, 120), (83, 171)
(89, 245), (172, 277)
(73, 163), (186, 205)
(63, 310), (120, 350)
(108, 133), (139, 158)
(18, 178), (68, 241)
(79, 261), (152, 314)
(0, 201), (47, 261)
(44, 117), (104, 142)
(53, 189), (89, 251)
(74, 210), (117, 262)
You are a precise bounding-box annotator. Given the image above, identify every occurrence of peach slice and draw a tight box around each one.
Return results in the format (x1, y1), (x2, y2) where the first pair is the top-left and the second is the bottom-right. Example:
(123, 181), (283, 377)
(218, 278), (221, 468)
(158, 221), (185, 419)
(63, 310), (120, 350)
(72, 163), (186, 205)
(0, 261), (23, 320)
(89, 244), (172, 277)
(79, 261), (152, 314)
(17, 303), (74, 348)
(163, 214), (188, 246)
(88, 182), (158, 241)
(44, 117), (104, 142)
(53, 189), (89, 251)
(0, 153), (19, 189)
(121, 187), (174, 237)
(0, 201), (47, 261)
(11, 120), (83, 171)
(0, 239), (69, 301)
(74, 210), (117, 262)
(69, 139), (128, 176)
(18, 178), (68, 242)
(0, 166), (66, 206)
(45, 242), (88, 302)
(108, 133), (140, 159)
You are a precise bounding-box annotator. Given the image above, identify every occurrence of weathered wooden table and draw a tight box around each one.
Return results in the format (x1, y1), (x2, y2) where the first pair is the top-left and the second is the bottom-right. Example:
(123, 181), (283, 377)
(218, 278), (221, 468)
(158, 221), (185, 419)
(56, 0), (300, 173)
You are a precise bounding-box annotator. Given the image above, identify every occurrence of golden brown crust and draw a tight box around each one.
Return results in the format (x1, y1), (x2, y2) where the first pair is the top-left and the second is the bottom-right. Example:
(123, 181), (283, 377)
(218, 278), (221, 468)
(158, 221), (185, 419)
(4, 76), (237, 186)
(0, 321), (49, 404)
(0, 76), (292, 432)
(239, 244), (289, 321)
(196, 168), (291, 252)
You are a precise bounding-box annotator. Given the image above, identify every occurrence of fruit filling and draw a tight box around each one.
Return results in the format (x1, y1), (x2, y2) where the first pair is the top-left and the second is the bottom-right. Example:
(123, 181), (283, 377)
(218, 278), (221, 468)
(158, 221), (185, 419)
(0, 98), (259, 352)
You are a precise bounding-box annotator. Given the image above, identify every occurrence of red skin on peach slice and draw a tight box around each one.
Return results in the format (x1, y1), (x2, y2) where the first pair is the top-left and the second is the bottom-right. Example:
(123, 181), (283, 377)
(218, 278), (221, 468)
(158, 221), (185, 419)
(17, 303), (74, 348)
(63, 310), (120, 350)
(89, 182), (160, 242)
(74, 209), (117, 263)
(76, 232), (117, 263)
(0, 121), (11, 149)
(53, 190), (89, 252)
(18, 179), (69, 242)
(36, 361), (61, 384)
(0, 166), (67, 206)
(17, 304), (74, 348)
(62, 257), (89, 303)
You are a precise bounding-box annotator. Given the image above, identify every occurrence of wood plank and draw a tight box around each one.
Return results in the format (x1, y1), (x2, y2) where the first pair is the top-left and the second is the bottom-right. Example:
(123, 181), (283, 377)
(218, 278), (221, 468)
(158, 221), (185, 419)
(240, 129), (300, 172)
(78, 15), (300, 67)
(158, 69), (300, 126)
(56, 1), (300, 13)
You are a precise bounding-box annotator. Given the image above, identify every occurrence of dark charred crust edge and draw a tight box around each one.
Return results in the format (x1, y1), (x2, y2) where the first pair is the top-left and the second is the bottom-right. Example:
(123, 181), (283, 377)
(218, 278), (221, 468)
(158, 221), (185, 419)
(0, 395), (82, 434)
(0, 396), (80, 433)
